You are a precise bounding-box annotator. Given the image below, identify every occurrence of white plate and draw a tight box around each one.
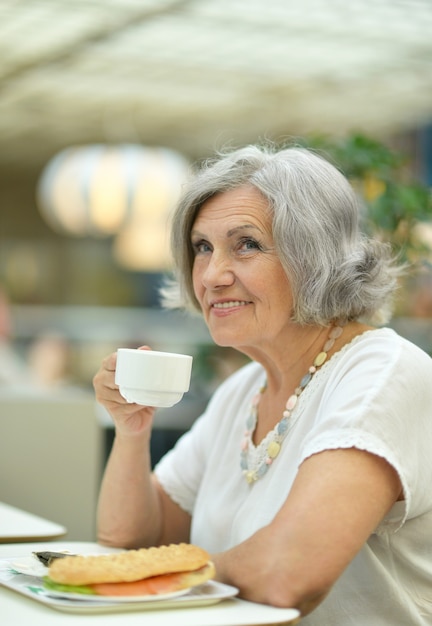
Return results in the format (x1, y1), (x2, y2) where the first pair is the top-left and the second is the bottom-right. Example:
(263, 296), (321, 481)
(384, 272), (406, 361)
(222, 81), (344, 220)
(8, 555), (210, 603)
(9, 553), (89, 577)
(0, 556), (239, 614)
(45, 586), (190, 603)
(9, 557), (49, 577)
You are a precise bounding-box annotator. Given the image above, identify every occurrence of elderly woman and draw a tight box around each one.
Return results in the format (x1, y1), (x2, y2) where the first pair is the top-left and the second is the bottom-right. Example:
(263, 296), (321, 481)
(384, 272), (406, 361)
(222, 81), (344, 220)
(94, 145), (432, 624)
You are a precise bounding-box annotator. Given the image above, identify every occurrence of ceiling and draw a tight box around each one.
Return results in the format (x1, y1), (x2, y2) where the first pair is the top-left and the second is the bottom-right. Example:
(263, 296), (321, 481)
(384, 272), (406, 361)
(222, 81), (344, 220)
(1, 0), (432, 172)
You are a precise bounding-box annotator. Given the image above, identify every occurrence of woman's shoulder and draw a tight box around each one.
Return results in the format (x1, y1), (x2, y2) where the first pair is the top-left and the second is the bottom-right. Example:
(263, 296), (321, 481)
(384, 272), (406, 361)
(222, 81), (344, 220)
(324, 326), (432, 404)
(203, 360), (264, 413)
(213, 359), (264, 394)
(342, 326), (432, 365)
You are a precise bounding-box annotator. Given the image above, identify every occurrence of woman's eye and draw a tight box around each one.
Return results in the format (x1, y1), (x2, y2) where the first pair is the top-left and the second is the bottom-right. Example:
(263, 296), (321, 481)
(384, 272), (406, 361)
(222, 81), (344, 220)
(240, 238), (261, 252)
(192, 240), (211, 254)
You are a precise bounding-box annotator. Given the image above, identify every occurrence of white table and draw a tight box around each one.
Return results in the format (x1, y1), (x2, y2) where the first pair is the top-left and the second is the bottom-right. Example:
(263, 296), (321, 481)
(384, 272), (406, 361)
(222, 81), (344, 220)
(0, 502), (67, 543)
(0, 541), (301, 625)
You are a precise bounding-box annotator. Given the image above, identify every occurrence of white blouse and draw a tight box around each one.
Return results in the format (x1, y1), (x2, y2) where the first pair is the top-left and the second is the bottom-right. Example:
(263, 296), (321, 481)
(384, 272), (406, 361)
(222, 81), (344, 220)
(155, 328), (432, 625)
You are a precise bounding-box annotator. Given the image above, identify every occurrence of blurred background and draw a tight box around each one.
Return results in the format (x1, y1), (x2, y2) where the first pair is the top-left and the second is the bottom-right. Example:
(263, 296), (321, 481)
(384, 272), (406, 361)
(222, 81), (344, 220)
(0, 0), (432, 539)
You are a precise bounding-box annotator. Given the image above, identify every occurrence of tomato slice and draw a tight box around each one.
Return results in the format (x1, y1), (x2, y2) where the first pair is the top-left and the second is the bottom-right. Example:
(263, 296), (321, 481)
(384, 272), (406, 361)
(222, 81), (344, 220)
(91, 572), (184, 596)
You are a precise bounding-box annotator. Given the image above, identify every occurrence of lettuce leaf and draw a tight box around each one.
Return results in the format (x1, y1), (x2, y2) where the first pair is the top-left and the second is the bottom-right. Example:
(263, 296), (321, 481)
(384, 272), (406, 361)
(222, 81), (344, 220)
(43, 576), (96, 595)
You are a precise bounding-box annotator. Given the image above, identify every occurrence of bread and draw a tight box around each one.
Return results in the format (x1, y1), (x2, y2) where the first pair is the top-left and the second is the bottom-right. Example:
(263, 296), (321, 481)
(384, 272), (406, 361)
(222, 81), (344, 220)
(48, 543), (212, 586)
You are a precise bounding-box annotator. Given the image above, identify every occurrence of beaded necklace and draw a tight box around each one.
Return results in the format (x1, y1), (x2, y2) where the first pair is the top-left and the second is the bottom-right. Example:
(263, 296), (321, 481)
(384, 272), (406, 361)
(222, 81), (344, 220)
(240, 323), (344, 484)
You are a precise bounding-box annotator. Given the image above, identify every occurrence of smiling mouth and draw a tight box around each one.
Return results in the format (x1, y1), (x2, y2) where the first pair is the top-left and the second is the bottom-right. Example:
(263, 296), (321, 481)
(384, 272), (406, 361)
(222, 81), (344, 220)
(212, 301), (249, 309)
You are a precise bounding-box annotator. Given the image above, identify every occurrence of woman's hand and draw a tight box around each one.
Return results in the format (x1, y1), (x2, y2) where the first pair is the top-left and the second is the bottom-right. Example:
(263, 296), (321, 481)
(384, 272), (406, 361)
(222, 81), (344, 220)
(95, 346), (192, 549)
(93, 347), (156, 437)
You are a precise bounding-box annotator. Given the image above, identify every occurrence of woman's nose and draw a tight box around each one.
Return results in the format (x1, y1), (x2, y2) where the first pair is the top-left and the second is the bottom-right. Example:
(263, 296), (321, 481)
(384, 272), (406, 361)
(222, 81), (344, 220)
(202, 251), (234, 288)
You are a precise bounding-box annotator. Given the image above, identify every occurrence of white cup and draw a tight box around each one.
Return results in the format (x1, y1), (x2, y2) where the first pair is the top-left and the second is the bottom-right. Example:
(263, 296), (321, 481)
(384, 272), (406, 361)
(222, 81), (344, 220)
(115, 348), (193, 408)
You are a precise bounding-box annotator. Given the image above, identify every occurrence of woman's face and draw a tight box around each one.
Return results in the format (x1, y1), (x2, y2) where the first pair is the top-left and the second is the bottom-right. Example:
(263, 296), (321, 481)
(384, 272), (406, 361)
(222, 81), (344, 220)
(191, 184), (294, 354)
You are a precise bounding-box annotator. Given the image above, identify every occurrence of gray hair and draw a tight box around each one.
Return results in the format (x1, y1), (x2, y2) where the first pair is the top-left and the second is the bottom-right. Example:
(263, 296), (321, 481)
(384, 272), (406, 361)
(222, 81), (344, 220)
(162, 144), (401, 325)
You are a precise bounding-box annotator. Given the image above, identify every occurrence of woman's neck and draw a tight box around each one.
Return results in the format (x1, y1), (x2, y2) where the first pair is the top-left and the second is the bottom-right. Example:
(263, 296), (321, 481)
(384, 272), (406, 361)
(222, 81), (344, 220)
(251, 321), (374, 444)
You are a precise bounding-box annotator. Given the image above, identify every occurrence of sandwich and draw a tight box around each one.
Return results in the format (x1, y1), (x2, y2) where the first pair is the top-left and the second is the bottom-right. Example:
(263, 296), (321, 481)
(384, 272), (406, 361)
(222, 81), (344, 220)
(45, 543), (215, 597)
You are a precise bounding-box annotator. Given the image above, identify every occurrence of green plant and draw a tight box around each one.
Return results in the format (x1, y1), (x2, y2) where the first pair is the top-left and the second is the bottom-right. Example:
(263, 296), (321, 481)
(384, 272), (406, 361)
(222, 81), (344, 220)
(299, 134), (432, 264)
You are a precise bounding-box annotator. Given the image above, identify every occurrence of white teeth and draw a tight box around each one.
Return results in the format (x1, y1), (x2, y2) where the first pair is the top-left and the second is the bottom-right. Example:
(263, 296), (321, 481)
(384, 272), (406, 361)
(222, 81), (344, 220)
(213, 301), (247, 308)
